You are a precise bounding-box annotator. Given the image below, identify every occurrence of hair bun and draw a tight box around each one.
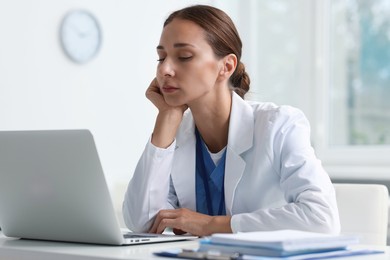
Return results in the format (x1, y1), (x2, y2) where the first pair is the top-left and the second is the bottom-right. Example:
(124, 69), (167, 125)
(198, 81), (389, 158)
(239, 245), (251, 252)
(230, 62), (250, 98)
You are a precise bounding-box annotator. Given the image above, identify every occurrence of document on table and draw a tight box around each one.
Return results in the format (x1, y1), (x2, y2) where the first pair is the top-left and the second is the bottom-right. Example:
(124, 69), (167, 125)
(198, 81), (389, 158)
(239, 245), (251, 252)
(154, 230), (383, 259)
(208, 230), (359, 250)
(154, 248), (384, 260)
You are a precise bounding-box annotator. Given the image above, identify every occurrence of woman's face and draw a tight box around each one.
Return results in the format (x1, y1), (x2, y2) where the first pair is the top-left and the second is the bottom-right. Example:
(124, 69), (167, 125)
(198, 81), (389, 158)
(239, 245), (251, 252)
(156, 18), (223, 107)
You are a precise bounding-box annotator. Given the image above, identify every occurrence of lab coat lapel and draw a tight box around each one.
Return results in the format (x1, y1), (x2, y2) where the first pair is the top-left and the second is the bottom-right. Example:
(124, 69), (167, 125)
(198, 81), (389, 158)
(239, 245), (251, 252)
(224, 93), (254, 215)
(170, 111), (197, 211)
(170, 94), (254, 214)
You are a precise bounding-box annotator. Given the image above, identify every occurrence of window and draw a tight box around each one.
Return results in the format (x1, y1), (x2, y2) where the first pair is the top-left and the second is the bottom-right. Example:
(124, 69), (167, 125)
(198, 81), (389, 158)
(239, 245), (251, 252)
(329, 0), (390, 146)
(315, 0), (390, 178)
(226, 0), (390, 178)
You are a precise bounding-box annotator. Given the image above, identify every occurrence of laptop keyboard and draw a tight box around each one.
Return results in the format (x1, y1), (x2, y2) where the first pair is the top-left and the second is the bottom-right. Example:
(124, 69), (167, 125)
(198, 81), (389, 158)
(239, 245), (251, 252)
(123, 233), (159, 239)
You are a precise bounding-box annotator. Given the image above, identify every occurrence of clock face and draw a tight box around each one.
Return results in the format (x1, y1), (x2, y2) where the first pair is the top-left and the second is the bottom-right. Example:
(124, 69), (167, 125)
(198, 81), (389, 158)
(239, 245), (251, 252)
(60, 10), (102, 64)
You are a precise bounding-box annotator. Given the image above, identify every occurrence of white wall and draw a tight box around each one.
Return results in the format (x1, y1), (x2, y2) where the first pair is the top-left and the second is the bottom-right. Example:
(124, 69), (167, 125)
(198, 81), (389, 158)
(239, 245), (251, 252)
(1, 0), (268, 224)
(3, 0), (388, 229)
(0, 0), (315, 210)
(0, 0), (217, 189)
(0, 0), (321, 221)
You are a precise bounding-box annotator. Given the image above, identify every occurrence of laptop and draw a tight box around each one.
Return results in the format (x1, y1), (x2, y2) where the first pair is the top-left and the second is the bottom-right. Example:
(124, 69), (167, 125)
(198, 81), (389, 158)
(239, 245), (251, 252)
(0, 129), (197, 245)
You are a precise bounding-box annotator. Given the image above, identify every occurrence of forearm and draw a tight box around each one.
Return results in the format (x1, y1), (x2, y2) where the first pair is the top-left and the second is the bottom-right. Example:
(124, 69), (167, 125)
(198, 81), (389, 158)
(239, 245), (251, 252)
(207, 216), (232, 235)
(230, 200), (339, 234)
(123, 141), (176, 232)
(151, 110), (184, 148)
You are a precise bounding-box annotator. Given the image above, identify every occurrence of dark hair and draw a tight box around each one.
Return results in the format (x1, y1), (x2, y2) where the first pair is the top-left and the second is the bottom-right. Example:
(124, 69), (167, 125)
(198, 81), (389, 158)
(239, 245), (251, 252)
(164, 5), (250, 98)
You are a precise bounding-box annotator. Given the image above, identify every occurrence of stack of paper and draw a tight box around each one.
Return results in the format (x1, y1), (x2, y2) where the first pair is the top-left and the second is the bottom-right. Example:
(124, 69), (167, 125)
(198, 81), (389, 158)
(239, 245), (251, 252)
(154, 230), (384, 259)
(198, 230), (360, 257)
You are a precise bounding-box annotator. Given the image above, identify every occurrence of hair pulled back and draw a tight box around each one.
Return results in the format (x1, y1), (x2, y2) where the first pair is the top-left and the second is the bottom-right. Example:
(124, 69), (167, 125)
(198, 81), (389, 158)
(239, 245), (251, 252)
(164, 5), (250, 98)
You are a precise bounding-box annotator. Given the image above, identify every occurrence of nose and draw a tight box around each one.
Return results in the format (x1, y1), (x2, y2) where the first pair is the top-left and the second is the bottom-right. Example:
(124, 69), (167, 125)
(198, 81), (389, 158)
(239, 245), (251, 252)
(157, 58), (175, 77)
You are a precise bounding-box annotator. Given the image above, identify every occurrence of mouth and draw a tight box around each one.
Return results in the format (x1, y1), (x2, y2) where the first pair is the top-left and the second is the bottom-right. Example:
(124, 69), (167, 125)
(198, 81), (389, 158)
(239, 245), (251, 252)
(161, 85), (179, 94)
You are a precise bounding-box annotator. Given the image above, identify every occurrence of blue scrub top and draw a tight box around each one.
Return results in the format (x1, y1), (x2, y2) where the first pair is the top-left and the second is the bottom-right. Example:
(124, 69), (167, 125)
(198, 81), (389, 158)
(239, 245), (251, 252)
(195, 128), (226, 216)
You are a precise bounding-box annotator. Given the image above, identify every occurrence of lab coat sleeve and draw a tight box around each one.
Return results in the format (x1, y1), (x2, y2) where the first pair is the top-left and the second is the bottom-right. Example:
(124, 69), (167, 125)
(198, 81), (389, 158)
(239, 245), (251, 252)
(122, 137), (178, 232)
(231, 107), (340, 234)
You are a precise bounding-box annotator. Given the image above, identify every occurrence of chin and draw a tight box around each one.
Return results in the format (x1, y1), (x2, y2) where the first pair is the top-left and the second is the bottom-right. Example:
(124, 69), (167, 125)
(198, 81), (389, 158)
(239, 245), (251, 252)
(164, 97), (186, 107)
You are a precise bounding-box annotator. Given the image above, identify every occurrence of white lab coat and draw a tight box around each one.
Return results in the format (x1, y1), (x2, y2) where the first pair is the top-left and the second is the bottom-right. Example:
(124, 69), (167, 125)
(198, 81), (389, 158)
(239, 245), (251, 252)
(123, 92), (340, 234)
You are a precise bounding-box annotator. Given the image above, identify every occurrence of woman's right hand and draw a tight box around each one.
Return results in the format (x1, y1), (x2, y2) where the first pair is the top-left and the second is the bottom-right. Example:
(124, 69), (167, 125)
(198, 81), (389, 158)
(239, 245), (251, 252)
(146, 78), (168, 112)
(146, 78), (187, 148)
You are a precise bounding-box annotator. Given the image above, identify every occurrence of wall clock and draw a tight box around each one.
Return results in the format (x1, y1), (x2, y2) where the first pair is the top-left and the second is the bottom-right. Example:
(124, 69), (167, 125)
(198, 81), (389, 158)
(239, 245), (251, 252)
(60, 10), (102, 64)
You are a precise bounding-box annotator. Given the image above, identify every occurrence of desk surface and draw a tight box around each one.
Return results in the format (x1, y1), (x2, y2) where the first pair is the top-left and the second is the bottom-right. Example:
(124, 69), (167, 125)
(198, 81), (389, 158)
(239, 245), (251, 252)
(0, 233), (198, 260)
(0, 233), (389, 260)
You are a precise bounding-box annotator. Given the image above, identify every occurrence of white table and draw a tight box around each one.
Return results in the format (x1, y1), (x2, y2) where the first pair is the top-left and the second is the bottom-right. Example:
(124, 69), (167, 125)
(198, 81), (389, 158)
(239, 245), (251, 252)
(0, 232), (389, 260)
(0, 232), (198, 260)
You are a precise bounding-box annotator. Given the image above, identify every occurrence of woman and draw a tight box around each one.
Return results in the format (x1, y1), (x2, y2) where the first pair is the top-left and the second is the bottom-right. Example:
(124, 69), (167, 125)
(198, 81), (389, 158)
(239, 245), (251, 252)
(123, 5), (340, 236)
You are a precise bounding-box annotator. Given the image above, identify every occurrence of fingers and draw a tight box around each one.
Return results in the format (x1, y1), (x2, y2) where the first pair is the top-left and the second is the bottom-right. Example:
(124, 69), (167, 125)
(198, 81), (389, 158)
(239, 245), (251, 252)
(149, 209), (178, 234)
(173, 228), (186, 235)
(156, 218), (177, 234)
(145, 78), (164, 107)
(149, 208), (218, 236)
(145, 78), (188, 115)
(145, 78), (159, 95)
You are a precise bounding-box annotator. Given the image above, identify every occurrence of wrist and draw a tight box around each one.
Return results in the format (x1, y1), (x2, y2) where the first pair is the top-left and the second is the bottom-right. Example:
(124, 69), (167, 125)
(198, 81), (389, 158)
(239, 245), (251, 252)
(207, 216), (232, 235)
(151, 110), (183, 148)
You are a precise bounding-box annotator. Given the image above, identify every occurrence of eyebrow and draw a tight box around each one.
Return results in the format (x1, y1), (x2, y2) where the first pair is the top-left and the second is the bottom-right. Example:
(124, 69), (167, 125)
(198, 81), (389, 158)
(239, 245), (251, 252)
(156, 43), (195, 50)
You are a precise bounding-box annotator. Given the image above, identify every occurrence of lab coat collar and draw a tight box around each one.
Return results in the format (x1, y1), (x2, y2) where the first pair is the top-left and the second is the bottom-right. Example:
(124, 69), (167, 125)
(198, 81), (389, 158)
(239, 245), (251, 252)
(228, 92), (254, 155)
(177, 92), (254, 152)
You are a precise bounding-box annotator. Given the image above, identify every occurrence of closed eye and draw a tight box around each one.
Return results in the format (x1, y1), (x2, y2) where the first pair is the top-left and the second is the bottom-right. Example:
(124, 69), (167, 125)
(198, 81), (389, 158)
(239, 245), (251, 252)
(157, 56), (192, 63)
(178, 56), (193, 61)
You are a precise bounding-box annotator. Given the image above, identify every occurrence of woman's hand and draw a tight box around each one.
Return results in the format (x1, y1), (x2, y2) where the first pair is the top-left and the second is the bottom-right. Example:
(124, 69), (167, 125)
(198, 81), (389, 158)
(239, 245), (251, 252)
(146, 78), (187, 148)
(148, 208), (232, 236)
(146, 78), (187, 114)
(145, 78), (170, 113)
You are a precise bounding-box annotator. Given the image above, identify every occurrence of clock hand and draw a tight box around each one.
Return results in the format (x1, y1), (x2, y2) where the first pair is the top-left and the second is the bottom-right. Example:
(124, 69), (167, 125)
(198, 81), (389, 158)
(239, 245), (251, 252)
(67, 22), (93, 38)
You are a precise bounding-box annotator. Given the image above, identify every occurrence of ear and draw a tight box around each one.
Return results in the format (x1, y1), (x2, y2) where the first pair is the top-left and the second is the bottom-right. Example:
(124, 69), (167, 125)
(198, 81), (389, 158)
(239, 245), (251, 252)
(218, 54), (237, 81)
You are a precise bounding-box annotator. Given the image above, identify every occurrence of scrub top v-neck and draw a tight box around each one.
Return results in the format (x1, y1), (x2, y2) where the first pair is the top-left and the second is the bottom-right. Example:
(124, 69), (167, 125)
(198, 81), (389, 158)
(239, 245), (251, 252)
(195, 128), (227, 216)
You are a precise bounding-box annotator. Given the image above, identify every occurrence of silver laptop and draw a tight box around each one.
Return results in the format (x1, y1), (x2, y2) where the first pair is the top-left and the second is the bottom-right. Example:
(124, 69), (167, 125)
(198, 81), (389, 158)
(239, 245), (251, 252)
(0, 129), (197, 245)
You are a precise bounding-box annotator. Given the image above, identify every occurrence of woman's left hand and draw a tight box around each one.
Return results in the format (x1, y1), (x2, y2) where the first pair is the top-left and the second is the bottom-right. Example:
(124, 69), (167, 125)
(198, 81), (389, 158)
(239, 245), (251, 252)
(148, 208), (232, 236)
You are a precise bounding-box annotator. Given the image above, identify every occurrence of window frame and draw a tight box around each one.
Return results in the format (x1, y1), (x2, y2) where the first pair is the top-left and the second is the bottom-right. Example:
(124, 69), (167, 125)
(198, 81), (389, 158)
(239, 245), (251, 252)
(313, 0), (390, 180)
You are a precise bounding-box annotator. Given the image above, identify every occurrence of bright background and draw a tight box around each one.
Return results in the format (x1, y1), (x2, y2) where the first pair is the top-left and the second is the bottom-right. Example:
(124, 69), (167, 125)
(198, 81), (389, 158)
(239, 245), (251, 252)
(1, 0), (389, 226)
